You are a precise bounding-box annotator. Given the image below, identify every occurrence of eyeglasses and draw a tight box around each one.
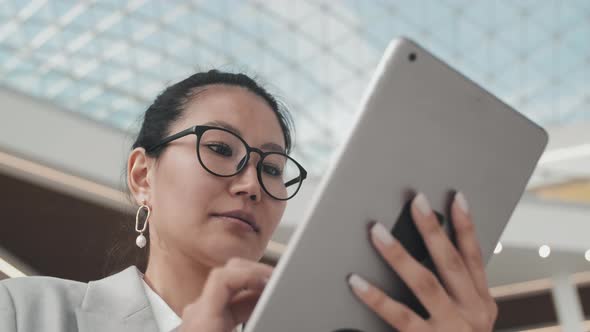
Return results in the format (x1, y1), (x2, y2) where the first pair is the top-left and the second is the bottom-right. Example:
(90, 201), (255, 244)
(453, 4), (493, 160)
(146, 125), (307, 201)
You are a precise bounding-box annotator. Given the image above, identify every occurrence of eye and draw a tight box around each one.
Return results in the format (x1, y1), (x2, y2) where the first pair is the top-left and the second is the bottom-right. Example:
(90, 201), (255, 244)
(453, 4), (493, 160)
(205, 143), (233, 157)
(262, 163), (283, 177)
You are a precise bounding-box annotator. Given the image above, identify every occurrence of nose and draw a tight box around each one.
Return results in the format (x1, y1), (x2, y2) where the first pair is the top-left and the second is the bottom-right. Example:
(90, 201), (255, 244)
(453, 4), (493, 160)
(230, 154), (262, 202)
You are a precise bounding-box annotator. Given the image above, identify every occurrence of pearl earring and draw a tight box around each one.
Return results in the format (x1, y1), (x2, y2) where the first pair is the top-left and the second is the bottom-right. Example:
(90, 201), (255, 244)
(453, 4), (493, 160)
(135, 201), (150, 248)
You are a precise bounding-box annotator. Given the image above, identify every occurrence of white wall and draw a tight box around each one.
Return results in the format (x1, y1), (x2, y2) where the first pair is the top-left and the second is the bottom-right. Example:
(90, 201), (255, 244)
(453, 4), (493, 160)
(0, 86), (133, 190)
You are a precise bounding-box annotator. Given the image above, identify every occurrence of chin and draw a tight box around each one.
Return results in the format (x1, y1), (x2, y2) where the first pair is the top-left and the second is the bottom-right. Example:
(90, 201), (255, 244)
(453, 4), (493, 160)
(205, 241), (260, 265)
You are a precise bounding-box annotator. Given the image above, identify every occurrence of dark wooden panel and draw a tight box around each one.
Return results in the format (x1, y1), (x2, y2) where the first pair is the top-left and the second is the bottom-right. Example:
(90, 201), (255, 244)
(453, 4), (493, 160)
(0, 173), (132, 282)
(494, 291), (557, 330)
(578, 282), (590, 318)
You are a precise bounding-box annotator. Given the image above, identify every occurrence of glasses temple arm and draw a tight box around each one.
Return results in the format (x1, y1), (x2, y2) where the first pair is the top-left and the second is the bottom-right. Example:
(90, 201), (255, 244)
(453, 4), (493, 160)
(284, 171), (307, 188)
(146, 127), (196, 152)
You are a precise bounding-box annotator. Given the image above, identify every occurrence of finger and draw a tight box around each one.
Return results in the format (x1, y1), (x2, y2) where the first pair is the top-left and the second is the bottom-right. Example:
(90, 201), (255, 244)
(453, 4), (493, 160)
(347, 273), (430, 331)
(451, 192), (495, 303)
(224, 258), (274, 292)
(410, 193), (482, 308)
(369, 222), (456, 319)
(201, 258), (273, 314)
(230, 289), (264, 323)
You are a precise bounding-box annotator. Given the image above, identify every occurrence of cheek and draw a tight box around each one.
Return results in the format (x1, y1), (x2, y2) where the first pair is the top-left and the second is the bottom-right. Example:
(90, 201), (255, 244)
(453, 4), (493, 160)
(154, 149), (222, 226)
(264, 201), (287, 236)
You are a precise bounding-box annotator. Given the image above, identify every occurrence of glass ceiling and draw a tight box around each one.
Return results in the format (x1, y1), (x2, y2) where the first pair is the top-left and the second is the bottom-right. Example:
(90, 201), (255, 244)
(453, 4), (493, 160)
(0, 0), (589, 176)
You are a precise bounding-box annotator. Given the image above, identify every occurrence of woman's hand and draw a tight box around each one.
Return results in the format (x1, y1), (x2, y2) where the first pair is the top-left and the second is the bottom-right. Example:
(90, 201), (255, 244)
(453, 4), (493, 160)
(178, 258), (272, 332)
(348, 192), (498, 331)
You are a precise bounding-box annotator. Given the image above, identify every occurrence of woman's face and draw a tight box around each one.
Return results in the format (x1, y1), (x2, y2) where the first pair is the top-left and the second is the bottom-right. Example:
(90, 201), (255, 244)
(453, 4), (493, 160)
(146, 85), (287, 266)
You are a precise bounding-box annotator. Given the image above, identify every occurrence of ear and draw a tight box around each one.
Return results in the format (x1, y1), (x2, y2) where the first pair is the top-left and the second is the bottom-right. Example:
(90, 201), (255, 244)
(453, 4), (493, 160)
(127, 147), (153, 205)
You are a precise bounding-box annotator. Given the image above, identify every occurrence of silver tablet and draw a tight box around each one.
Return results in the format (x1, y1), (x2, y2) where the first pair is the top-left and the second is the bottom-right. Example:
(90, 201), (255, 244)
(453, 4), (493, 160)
(245, 37), (548, 332)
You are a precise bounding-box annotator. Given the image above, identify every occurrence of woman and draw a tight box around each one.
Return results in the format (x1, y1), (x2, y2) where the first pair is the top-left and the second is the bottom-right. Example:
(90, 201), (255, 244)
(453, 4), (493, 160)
(0, 70), (497, 332)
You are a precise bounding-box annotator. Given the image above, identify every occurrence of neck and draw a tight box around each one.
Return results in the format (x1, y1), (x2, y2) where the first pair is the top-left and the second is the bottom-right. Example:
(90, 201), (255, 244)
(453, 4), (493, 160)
(143, 246), (211, 317)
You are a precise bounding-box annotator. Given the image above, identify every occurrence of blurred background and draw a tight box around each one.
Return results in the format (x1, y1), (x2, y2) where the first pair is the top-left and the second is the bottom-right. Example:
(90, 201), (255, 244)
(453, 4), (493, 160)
(0, 0), (589, 331)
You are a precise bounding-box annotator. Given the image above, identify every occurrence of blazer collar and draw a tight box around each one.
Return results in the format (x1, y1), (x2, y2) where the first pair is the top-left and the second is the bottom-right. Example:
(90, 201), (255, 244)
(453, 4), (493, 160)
(75, 266), (159, 332)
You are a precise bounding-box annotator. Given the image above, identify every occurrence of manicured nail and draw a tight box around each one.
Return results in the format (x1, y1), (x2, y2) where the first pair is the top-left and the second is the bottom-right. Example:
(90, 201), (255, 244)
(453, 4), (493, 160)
(371, 222), (395, 246)
(413, 193), (432, 217)
(348, 274), (369, 293)
(455, 191), (469, 214)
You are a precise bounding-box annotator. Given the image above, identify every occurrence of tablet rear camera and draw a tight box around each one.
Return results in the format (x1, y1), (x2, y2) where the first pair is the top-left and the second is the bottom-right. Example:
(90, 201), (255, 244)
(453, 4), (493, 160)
(409, 52), (417, 62)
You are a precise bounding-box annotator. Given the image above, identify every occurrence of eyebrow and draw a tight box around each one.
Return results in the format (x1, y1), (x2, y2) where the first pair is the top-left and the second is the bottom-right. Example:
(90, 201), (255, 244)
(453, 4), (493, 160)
(202, 120), (286, 153)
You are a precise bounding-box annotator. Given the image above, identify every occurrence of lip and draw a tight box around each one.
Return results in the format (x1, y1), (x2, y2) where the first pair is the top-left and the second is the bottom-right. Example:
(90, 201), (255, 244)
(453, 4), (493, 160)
(211, 210), (259, 233)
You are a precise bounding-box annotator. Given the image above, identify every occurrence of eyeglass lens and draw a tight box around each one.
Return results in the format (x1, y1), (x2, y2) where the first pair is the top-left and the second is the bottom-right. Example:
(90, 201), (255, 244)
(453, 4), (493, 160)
(197, 128), (302, 199)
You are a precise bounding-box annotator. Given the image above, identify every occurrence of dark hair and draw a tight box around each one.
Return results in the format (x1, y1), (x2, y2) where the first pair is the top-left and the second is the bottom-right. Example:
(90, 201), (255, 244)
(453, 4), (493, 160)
(104, 70), (294, 276)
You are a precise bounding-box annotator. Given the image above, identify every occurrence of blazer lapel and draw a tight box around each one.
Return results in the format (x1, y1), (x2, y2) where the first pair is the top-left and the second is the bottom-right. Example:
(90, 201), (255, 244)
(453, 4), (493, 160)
(75, 266), (159, 332)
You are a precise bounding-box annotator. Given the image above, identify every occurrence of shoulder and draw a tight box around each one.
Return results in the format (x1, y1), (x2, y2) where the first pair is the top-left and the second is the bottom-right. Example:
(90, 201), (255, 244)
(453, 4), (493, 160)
(0, 274), (87, 291)
(0, 267), (142, 331)
(0, 275), (87, 311)
(0, 275), (88, 331)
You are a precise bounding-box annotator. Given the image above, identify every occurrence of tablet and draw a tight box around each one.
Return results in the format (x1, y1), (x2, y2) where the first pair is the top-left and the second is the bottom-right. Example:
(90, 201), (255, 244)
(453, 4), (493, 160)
(245, 37), (548, 332)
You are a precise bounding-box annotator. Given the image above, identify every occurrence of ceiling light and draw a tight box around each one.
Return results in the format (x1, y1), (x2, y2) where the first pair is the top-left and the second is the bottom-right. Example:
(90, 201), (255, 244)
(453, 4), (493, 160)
(494, 242), (503, 254)
(539, 245), (551, 258)
(538, 143), (590, 165)
(0, 257), (26, 278)
(585, 250), (590, 262)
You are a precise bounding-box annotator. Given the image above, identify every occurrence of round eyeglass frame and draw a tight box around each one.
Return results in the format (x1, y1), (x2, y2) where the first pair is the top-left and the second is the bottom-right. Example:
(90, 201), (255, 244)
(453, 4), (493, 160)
(146, 125), (308, 201)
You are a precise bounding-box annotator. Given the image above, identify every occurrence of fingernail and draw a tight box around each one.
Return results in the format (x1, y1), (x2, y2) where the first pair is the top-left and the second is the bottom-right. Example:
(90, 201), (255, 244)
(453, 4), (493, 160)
(455, 191), (469, 213)
(348, 274), (369, 293)
(413, 193), (432, 217)
(371, 222), (395, 246)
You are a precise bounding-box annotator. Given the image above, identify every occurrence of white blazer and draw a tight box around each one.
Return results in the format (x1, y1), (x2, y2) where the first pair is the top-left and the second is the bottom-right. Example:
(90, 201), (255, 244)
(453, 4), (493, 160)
(0, 266), (160, 332)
